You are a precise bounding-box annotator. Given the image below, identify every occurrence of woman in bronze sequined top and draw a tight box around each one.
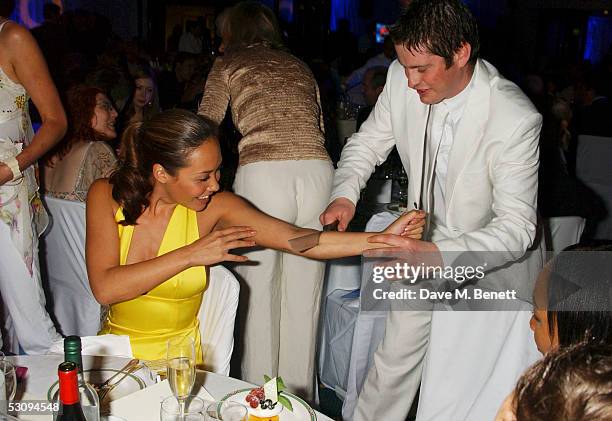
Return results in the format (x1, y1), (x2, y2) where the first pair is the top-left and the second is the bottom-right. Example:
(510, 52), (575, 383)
(198, 1), (332, 400)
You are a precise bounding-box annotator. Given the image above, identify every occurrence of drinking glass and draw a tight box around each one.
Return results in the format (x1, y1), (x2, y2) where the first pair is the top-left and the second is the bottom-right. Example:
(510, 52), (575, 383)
(203, 402), (221, 421)
(160, 396), (204, 421)
(167, 336), (196, 420)
(219, 401), (248, 421)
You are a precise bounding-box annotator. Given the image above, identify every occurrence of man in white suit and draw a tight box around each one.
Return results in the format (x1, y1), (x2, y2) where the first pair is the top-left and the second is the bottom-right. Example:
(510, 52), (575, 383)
(320, 1), (544, 420)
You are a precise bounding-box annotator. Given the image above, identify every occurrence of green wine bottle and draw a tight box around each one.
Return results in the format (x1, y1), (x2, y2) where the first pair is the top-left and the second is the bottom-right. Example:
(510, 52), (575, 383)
(57, 362), (87, 421)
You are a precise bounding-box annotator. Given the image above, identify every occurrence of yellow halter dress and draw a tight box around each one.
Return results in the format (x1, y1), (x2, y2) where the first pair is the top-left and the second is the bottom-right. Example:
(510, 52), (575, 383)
(99, 205), (206, 364)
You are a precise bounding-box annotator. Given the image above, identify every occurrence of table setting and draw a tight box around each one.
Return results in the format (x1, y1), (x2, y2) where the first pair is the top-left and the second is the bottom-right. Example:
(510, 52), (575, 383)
(2, 337), (331, 421)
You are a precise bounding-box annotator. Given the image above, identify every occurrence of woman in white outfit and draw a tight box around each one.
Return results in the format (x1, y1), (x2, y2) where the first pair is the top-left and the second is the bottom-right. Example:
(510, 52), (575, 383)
(198, 1), (333, 399)
(0, 6), (66, 353)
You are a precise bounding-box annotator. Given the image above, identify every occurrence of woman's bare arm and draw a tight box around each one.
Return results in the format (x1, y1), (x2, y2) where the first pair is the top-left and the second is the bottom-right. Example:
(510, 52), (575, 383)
(0, 23), (66, 184)
(214, 192), (425, 260)
(86, 180), (256, 305)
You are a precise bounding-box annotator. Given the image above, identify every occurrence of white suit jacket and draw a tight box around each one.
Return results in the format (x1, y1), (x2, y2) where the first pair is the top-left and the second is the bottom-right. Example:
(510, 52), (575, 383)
(331, 59), (544, 295)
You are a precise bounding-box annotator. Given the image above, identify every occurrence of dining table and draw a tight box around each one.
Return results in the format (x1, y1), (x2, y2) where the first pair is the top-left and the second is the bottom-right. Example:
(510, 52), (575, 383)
(6, 355), (333, 421)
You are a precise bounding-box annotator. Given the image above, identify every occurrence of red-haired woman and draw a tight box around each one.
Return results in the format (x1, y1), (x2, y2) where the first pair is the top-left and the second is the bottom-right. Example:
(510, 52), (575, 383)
(44, 86), (118, 201)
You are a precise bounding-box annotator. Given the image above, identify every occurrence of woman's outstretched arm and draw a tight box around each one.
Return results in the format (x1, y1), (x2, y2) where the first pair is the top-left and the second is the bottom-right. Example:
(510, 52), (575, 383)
(212, 192), (425, 260)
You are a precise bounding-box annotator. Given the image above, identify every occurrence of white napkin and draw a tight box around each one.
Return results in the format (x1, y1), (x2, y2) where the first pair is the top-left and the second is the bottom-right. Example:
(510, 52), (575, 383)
(109, 378), (215, 421)
(48, 335), (133, 357)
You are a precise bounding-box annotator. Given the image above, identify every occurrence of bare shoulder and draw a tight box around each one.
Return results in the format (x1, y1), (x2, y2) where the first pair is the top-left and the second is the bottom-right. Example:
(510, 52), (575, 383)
(87, 178), (116, 212)
(196, 191), (251, 229)
(207, 191), (251, 210)
(0, 20), (34, 46)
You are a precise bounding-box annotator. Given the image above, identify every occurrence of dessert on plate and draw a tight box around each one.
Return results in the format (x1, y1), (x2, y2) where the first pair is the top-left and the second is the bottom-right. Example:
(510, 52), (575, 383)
(244, 376), (293, 421)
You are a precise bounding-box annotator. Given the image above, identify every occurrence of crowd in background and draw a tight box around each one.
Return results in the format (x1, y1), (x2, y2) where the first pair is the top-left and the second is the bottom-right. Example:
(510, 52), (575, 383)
(0, 0), (611, 419)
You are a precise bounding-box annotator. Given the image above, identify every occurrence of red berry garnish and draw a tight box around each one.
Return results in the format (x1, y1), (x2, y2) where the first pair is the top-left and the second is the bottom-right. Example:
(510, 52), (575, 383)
(249, 400), (258, 408)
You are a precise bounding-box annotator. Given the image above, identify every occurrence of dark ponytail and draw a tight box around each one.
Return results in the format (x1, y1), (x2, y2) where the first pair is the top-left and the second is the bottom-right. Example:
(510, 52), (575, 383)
(109, 109), (218, 225)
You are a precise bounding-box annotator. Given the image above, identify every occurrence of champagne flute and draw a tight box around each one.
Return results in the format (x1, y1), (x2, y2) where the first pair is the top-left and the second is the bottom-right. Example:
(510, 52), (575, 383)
(167, 337), (196, 420)
(160, 395), (204, 421)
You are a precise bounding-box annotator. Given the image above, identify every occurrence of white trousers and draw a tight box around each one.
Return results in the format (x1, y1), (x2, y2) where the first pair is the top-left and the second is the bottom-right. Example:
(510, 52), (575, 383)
(232, 160), (333, 401)
(0, 220), (60, 354)
(416, 309), (539, 421)
(354, 306), (539, 421)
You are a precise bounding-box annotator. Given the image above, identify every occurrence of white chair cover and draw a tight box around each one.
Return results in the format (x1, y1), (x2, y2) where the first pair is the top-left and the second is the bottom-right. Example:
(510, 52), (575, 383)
(319, 290), (359, 398)
(342, 211), (397, 421)
(543, 216), (586, 254)
(318, 211), (397, 416)
(41, 196), (101, 337)
(576, 135), (612, 240)
(198, 265), (240, 375)
(323, 256), (361, 297)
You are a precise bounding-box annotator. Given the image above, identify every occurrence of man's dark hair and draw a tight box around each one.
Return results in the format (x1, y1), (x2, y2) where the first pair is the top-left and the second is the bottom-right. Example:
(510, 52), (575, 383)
(389, 0), (480, 68)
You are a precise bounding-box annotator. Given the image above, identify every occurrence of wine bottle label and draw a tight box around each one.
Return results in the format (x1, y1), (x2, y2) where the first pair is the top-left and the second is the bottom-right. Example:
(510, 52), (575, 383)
(58, 367), (80, 405)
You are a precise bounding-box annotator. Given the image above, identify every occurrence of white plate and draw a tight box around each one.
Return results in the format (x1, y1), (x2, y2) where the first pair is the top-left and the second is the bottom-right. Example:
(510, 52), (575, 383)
(47, 368), (146, 402)
(220, 389), (316, 421)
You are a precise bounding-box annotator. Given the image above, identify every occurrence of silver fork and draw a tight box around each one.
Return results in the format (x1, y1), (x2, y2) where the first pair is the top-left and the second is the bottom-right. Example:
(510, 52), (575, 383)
(93, 359), (140, 402)
(97, 362), (143, 403)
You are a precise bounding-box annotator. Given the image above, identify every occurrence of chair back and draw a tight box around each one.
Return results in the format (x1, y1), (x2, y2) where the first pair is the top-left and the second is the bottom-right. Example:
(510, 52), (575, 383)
(197, 265), (240, 375)
(41, 196), (101, 336)
(576, 135), (612, 239)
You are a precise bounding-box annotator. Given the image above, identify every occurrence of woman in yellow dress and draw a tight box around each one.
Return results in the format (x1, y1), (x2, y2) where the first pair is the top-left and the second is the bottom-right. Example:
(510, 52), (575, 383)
(87, 109), (425, 363)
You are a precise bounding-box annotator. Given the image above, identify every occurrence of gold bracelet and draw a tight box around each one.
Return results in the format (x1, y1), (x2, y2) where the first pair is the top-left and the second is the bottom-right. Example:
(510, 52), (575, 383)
(1, 156), (22, 181)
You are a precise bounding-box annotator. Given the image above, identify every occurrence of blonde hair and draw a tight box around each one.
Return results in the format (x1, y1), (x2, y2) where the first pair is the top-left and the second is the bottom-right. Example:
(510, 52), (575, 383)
(220, 1), (286, 52)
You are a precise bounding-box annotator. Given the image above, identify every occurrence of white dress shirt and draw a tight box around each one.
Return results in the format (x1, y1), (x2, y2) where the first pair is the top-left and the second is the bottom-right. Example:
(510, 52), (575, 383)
(429, 74), (474, 232)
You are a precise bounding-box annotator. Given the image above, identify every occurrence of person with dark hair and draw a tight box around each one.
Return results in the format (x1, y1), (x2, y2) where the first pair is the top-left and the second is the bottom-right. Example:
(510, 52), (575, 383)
(513, 342), (612, 421)
(178, 20), (203, 55)
(43, 86), (118, 201)
(530, 243), (612, 354)
(356, 66), (388, 130)
(198, 1), (335, 398)
(0, 9), (66, 353)
(320, 0), (544, 420)
(494, 243), (612, 421)
(116, 65), (160, 144)
(87, 109), (425, 364)
(157, 52), (198, 111)
(345, 36), (395, 106)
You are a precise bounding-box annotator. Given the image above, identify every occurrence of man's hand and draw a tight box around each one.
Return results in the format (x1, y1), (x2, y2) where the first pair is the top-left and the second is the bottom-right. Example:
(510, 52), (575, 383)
(365, 235), (444, 268)
(384, 210), (426, 239)
(319, 197), (356, 232)
(0, 163), (13, 186)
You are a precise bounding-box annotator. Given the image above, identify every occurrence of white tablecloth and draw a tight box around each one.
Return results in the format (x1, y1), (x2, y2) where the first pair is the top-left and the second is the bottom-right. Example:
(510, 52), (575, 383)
(6, 356), (332, 421)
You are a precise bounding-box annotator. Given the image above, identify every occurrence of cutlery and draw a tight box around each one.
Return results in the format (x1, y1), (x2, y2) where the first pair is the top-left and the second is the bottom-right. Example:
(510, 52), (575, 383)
(92, 359), (139, 400)
(97, 362), (143, 403)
